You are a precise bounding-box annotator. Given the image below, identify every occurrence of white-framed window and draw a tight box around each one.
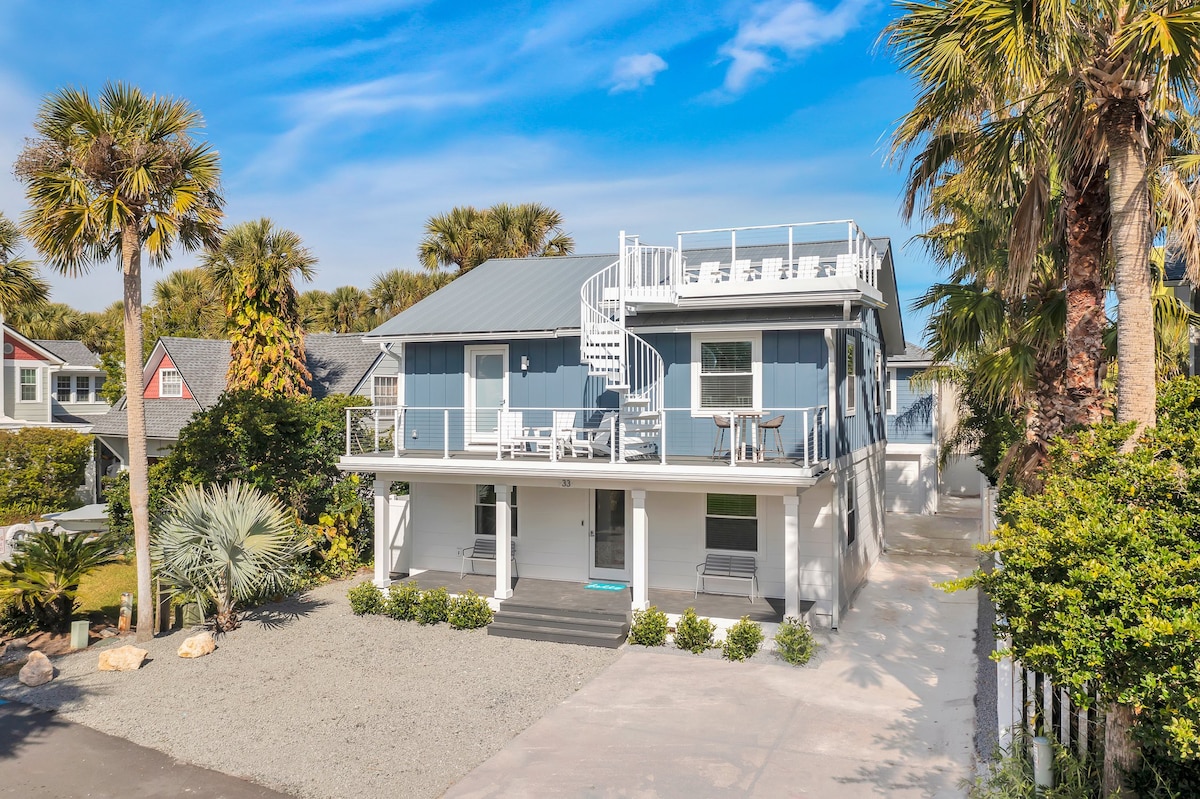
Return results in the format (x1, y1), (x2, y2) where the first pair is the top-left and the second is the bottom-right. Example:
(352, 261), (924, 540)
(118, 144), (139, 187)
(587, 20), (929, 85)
(691, 333), (762, 415)
(19, 368), (38, 402)
(704, 493), (758, 552)
(846, 472), (858, 547)
(159, 368), (183, 398)
(845, 336), (857, 417)
(874, 351), (884, 411)
(75, 376), (92, 403)
(474, 485), (518, 537)
(372, 375), (399, 408)
(56, 375), (72, 403)
(886, 368), (897, 415)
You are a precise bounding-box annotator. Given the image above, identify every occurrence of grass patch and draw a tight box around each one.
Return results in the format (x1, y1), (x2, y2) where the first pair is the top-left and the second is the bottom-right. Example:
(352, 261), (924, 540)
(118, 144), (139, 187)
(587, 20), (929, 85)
(76, 558), (136, 623)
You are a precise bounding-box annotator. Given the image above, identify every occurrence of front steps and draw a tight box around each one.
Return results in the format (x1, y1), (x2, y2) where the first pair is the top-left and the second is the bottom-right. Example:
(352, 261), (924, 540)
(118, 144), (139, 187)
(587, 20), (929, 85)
(488, 602), (630, 648)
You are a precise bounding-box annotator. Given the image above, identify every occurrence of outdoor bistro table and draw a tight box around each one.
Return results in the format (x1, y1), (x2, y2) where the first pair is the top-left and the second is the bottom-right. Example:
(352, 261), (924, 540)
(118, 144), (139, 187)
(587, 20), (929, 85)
(729, 410), (764, 463)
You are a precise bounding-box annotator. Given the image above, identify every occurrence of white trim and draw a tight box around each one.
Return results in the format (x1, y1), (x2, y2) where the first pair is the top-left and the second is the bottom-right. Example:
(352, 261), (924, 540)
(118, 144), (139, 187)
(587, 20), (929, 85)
(689, 331), (762, 417)
(886, 368), (897, 415)
(589, 487), (630, 581)
(371, 374), (400, 407)
(17, 366), (40, 403)
(464, 344), (509, 447)
(159, 368), (183, 398)
(844, 335), (857, 417)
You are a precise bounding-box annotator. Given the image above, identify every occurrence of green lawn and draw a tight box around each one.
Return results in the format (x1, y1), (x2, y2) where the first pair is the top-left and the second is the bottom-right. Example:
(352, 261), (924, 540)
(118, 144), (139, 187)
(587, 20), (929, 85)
(76, 559), (137, 623)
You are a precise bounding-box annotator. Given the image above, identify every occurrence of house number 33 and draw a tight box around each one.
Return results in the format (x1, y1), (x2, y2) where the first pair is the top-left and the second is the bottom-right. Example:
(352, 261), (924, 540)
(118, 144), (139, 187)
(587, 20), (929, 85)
(561, 479), (572, 488)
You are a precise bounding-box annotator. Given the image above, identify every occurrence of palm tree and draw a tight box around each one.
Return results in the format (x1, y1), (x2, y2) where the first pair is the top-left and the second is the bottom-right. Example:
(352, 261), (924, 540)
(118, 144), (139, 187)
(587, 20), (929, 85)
(367, 268), (453, 325)
(298, 289), (331, 331)
(203, 218), (315, 397)
(419, 202), (574, 274)
(319, 285), (371, 333)
(0, 213), (50, 416)
(7, 302), (86, 340)
(15, 83), (224, 643)
(153, 481), (307, 632)
(148, 268), (220, 340)
(0, 529), (123, 632)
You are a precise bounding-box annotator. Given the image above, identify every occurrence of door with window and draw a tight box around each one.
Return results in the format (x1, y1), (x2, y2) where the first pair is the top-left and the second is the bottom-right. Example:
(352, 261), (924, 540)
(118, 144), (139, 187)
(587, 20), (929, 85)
(465, 345), (508, 446)
(589, 488), (629, 581)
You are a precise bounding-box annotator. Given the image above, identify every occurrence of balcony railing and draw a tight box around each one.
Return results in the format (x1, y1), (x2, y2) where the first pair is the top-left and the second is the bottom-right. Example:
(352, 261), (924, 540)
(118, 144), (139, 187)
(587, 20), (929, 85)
(345, 405), (829, 469)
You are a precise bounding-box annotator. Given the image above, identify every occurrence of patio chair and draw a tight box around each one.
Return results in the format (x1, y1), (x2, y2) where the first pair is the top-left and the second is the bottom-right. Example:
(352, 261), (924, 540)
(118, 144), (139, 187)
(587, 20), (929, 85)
(711, 414), (731, 459)
(760, 257), (785, 280)
(757, 414), (786, 460)
(551, 410), (578, 457)
(698, 261), (723, 283)
(835, 253), (857, 277)
(498, 410), (541, 458)
(794, 256), (820, 278)
(569, 412), (617, 458)
(731, 259), (754, 282)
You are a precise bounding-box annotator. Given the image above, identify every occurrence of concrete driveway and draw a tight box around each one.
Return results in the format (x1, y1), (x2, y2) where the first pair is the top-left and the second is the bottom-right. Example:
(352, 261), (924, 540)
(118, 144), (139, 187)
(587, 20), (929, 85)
(444, 530), (979, 797)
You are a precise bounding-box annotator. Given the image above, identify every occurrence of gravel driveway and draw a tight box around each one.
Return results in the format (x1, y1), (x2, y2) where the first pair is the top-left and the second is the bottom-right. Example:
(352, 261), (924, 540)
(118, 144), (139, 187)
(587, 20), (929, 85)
(0, 579), (620, 799)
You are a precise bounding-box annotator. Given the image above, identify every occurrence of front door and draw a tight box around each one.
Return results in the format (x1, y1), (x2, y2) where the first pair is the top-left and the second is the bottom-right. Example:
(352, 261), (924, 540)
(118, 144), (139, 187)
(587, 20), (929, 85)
(590, 488), (629, 581)
(465, 345), (508, 446)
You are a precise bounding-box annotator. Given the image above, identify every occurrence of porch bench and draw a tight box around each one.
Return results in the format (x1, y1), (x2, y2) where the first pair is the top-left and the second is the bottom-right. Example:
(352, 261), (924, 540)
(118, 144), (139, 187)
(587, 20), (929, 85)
(458, 537), (518, 579)
(695, 554), (758, 602)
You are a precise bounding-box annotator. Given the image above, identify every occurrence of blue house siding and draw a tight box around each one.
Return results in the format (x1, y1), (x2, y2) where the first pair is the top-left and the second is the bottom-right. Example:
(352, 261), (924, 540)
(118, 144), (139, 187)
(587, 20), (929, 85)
(835, 309), (887, 457)
(885, 366), (934, 444)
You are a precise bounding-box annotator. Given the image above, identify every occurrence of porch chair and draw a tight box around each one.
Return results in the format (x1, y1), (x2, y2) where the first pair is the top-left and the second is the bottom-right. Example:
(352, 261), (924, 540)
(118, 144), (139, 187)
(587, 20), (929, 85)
(569, 411), (618, 458)
(793, 255), (820, 278)
(760, 257), (785, 280)
(757, 414), (786, 460)
(711, 414), (732, 459)
(835, 253), (857, 277)
(458, 536), (518, 579)
(551, 410), (578, 457)
(699, 261), (723, 283)
(498, 410), (539, 458)
(731, 259), (754, 282)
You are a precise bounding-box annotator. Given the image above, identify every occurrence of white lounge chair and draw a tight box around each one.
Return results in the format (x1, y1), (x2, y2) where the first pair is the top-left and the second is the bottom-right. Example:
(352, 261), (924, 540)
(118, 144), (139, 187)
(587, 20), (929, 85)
(568, 412), (617, 458)
(760, 257), (785, 280)
(794, 256), (820, 278)
(731, 259), (753, 282)
(699, 261), (723, 283)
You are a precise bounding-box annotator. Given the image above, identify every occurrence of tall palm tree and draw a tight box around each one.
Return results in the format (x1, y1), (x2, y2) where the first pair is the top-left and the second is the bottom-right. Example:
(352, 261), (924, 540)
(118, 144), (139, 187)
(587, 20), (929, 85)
(16, 83), (224, 643)
(368, 268), (453, 323)
(418, 202), (575, 274)
(319, 285), (371, 333)
(148, 267), (219, 340)
(7, 302), (86, 341)
(0, 213), (51, 416)
(203, 218), (315, 396)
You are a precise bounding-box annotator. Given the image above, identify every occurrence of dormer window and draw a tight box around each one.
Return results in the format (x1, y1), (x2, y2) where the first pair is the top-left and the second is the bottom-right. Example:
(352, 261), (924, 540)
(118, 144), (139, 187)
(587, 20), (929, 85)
(160, 368), (183, 398)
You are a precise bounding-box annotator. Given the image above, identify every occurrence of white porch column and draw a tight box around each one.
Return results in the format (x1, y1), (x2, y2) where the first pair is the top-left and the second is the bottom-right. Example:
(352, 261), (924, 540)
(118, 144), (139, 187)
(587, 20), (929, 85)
(631, 489), (648, 611)
(783, 495), (801, 618)
(494, 484), (514, 600)
(373, 479), (391, 588)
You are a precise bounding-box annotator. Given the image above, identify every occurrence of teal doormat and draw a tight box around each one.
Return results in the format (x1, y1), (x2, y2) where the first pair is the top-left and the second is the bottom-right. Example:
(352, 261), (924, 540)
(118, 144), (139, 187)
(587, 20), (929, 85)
(585, 582), (627, 591)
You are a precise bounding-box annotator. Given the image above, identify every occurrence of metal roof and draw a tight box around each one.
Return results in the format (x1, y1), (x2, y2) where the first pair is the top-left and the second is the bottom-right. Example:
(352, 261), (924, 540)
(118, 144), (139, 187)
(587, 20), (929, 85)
(34, 340), (100, 368)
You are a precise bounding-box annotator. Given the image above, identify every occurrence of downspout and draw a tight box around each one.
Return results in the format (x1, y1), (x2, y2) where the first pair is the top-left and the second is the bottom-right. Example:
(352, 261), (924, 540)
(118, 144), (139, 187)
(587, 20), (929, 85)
(825, 327), (840, 631)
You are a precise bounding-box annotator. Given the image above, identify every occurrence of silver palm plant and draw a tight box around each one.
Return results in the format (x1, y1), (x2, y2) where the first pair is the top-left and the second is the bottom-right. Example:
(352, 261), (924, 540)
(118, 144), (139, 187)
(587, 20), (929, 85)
(153, 481), (308, 631)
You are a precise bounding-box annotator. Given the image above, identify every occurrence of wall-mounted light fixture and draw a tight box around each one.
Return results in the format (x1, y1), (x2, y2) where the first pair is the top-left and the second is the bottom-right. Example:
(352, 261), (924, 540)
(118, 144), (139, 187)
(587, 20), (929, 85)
(521, 355), (530, 373)
(410, 428), (418, 440)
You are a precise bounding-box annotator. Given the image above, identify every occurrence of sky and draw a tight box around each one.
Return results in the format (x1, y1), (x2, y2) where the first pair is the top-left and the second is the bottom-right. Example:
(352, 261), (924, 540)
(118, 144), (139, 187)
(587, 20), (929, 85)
(0, 0), (937, 341)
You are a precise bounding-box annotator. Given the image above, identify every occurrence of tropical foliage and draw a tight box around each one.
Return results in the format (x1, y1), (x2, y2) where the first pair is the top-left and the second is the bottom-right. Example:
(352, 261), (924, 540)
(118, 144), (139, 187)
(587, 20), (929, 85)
(16, 82), (224, 642)
(419, 202), (574, 274)
(0, 428), (92, 514)
(0, 212), (49, 317)
(153, 481), (308, 632)
(204, 218), (314, 397)
(0, 529), (123, 631)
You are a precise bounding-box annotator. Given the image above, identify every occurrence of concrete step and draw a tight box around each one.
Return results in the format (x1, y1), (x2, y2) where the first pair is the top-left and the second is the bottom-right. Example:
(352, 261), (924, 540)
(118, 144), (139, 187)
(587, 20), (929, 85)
(498, 602), (629, 624)
(494, 609), (627, 634)
(487, 622), (626, 648)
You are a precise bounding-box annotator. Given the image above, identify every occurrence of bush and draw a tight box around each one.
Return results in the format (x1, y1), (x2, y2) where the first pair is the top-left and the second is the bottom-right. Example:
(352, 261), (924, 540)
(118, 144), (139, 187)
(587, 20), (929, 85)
(0, 529), (123, 632)
(722, 616), (765, 662)
(967, 735), (1098, 798)
(674, 607), (716, 654)
(416, 586), (450, 625)
(774, 616), (818, 665)
(104, 463), (172, 549)
(628, 605), (669, 646)
(448, 590), (493, 629)
(0, 428), (91, 512)
(347, 582), (384, 616)
(383, 582), (422, 621)
(0, 599), (36, 637)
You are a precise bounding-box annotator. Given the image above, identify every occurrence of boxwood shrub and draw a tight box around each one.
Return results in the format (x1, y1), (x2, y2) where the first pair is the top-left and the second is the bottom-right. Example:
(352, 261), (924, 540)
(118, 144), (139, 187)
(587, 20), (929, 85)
(347, 582), (383, 615)
(448, 590), (494, 629)
(628, 605), (669, 646)
(721, 616), (765, 661)
(674, 607), (716, 654)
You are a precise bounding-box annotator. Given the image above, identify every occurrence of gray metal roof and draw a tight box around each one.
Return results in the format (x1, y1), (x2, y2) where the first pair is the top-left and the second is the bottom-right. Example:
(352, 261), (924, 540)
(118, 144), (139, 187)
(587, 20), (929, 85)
(365, 254), (619, 339)
(34, 340), (100, 368)
(90, 398), (201, 440)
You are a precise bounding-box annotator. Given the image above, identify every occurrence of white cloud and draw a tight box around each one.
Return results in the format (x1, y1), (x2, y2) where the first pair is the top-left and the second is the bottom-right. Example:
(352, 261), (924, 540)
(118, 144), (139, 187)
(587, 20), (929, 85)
(720, 0), (872, 93)
(610, 53), (668, 93)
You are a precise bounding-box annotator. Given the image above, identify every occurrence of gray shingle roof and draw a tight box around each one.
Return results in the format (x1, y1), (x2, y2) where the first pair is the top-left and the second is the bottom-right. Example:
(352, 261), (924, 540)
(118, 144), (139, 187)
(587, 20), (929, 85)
(159, 338), (232, 407)
(34, 340), (100, 367)
(89, 398), (202, 440)
(891, 341), (934, 363)
(305, 333), (380, 398)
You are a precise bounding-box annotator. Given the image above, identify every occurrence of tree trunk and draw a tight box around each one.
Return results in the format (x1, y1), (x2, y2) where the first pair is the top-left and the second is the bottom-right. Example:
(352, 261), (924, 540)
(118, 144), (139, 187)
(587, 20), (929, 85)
(122, 224), (154, 643)
(1063, 161), (1108, 427)
(1108, 103), (1156, 432)
(1104, 702), (1140, 797)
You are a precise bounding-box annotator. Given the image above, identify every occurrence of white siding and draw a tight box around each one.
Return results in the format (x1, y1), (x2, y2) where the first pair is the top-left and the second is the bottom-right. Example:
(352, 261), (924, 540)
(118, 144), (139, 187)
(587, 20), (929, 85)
(840, 446), (886, 614)
(885, 454), (925, 514)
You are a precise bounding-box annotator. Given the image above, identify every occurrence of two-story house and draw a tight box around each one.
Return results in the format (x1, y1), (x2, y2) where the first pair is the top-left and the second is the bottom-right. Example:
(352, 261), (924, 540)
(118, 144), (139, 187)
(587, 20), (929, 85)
(0, 322), (109, 430)
(340, 221), (904, 632)
(91, 333), (383, 468)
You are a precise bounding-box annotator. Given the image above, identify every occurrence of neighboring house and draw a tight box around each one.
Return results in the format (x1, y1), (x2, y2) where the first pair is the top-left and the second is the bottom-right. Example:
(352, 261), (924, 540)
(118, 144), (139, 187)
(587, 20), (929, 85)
(91, 333), (382, 467)
(0, 322), (109, 430)
(884, 343), (940, 515)
(339, 221), (906, 630)
(1165, 255), (1200, 377)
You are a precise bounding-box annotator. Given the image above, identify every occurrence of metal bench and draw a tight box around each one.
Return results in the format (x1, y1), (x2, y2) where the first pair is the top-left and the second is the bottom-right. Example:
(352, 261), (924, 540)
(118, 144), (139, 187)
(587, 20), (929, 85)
(695, 553), (758, 602)
(458, 537), (518, 579)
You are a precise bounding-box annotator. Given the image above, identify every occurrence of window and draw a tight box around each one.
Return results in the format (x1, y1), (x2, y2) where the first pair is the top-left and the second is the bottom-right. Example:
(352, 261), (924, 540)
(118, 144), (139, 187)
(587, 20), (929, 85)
(886, 368), (897, 415)
(19, 368), (37, 402)
(373, 375), (399, 407)
(75, 376), (91, 403)
(159, 368), (183, 398)
(874, 352), (883, 411)
(57, 375), (72, 403)
(691, 334), (761, 414)
(474, 485), (518, 537)
(705, 493), (758, 552)
(846, 473), (858, 547)
(845, 337), (857, 416)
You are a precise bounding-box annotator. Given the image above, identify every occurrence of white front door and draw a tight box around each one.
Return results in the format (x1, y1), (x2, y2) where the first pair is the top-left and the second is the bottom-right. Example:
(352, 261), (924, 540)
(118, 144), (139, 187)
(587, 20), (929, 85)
(465, 345), (508, 446)
(589, 488), (630, 581)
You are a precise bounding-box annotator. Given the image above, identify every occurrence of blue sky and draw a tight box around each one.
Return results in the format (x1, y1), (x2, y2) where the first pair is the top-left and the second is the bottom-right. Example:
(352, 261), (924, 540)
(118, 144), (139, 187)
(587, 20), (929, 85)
(0, 0), (936, 341)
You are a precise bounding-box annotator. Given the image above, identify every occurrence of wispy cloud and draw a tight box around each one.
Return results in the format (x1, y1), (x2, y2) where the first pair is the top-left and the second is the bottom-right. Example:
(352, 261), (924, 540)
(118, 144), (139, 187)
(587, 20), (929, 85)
(720, 0), (872, 93)
(610, 53), (668, 93)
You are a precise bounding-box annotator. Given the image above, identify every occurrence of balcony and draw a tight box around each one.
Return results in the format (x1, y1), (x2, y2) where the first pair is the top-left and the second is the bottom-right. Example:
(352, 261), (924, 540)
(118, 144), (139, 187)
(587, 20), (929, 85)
(343, 405), (830, 482)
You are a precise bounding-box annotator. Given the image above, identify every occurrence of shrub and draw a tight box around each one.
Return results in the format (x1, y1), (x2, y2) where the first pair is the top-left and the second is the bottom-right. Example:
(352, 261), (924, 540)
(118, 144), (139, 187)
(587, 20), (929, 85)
(673, 607), (716, 654)
(721, 616), (765, 662)
(628, 605), (669, 646)
(774, 616), (818, 665)
(0, 529), (123, 632)
(0, 599), (36, 637)
(348, 582), (384, 615)
(416, 586), (450, 625)
(383, 582), (422, 621)
(967, 734), (1098, 798)
(0, 428), (92, 512)
(448, 590), (493, 629)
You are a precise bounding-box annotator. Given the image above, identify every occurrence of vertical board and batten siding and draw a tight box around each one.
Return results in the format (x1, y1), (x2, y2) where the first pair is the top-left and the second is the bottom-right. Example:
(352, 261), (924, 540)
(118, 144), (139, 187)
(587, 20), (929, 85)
(840, 448), (887, 608)
(886, 367), (934, 444)
(835, 309), (888, 458)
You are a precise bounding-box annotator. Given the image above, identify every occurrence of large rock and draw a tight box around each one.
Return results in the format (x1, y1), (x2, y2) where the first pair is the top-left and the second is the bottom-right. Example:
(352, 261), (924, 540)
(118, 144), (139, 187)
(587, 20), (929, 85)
(98, 645), (148, 672)
(18, 651), (53, 687)
(177, 631), (215, 659)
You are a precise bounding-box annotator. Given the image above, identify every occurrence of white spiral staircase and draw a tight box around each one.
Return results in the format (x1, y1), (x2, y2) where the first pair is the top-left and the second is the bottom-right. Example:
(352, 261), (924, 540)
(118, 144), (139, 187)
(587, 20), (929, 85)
(579, 233), (673, 461)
